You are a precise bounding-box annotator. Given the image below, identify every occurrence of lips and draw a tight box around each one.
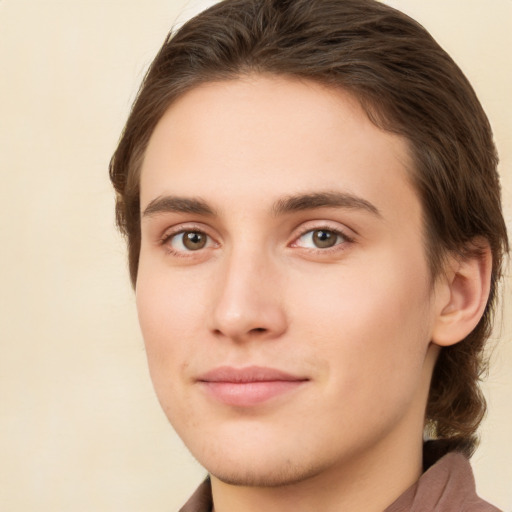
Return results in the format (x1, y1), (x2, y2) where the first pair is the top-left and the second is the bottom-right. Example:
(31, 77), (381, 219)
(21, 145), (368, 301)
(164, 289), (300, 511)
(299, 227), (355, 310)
(197, 366), (308, 407)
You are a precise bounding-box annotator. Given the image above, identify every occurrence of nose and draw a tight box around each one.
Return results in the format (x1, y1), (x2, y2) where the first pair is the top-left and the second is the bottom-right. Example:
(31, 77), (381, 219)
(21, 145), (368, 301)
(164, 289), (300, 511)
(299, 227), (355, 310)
(208, 249), (288, 342)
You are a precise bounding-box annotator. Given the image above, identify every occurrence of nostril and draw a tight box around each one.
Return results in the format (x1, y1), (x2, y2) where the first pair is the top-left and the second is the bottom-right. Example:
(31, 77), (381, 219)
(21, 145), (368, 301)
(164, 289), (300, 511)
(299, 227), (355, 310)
(250, 327), (267, 334)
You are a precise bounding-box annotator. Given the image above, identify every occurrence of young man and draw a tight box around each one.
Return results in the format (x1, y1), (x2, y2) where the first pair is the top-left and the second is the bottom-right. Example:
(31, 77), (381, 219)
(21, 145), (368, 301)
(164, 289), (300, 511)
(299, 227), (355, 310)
(110, 0), (508, 510)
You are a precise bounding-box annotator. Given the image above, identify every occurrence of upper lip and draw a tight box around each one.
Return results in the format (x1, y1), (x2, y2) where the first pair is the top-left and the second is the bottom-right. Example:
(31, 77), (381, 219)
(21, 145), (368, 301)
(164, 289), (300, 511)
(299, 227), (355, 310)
(197, 366), (308, 383)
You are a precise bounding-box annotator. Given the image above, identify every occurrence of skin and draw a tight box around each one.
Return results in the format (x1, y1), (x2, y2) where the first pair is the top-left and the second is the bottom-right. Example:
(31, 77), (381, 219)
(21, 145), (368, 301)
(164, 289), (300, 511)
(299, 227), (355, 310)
(136, 76), (487, 512)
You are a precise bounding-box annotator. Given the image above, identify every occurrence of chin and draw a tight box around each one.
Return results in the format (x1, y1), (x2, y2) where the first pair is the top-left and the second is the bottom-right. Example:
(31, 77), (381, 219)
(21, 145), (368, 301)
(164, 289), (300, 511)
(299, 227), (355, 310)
(207, 458), (325, 488)
(194, 438), (336, 489)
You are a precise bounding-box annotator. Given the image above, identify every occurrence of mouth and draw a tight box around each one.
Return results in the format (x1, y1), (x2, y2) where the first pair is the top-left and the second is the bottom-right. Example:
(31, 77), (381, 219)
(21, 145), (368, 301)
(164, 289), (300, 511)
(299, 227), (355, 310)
(197, 366), (309, 407)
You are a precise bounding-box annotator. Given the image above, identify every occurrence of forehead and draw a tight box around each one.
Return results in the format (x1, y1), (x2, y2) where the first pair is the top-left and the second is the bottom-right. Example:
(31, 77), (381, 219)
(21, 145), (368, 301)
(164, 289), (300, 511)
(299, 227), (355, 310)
(140, 75), (418, 223)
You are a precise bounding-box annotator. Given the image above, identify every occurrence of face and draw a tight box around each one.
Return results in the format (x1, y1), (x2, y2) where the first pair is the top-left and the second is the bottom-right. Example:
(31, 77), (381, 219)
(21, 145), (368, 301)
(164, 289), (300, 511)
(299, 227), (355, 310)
(137, 76), (443, 486)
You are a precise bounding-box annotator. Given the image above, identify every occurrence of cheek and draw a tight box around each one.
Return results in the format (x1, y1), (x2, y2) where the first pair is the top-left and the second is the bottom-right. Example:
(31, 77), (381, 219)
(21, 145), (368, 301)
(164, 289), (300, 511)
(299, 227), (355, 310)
(136, 258), (206, 342)
(289, 254), (433, 391)
(135, 267), (206, 397)
(293, 253), (430, 335)
(136, 280), (205, 434)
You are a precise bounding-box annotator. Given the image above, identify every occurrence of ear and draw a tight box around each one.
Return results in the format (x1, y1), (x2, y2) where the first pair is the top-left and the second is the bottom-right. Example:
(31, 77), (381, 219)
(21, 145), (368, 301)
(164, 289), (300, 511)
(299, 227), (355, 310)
(431, 242), (492, 347)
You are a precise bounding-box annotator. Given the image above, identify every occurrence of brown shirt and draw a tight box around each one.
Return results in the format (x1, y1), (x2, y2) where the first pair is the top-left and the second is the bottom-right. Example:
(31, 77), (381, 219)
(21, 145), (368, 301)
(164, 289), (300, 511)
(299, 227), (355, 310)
(179, 452), (501, 512)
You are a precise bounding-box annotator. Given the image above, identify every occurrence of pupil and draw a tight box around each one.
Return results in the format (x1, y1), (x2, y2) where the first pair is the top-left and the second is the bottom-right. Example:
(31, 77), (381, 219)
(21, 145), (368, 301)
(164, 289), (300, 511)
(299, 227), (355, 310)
(184, 232), (206, 250)
(313, 230), (336, 248)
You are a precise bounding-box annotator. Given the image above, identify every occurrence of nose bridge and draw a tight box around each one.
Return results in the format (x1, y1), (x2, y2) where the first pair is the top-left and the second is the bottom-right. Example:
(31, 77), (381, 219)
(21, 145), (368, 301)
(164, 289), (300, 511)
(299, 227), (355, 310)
(210, 243), (287, 341)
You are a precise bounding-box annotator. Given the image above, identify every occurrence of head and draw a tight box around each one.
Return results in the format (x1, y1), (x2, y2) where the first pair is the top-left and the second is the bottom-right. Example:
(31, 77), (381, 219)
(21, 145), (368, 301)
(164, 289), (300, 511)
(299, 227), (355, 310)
(110, 0), (508, 466)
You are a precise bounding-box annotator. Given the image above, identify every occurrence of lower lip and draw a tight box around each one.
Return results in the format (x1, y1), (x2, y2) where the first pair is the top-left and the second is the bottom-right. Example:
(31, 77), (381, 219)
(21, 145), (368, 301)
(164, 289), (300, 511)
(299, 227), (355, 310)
(200, 380), (306, 407)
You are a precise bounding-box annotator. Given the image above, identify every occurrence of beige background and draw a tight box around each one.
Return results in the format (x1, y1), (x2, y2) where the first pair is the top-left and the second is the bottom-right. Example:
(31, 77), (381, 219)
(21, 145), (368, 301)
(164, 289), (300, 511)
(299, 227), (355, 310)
(1, 1), (511, 510)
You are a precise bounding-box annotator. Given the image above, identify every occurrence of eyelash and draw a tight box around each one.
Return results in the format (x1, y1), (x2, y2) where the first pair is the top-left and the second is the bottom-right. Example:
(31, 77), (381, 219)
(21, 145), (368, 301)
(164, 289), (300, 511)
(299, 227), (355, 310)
(158, 224), (354, 258)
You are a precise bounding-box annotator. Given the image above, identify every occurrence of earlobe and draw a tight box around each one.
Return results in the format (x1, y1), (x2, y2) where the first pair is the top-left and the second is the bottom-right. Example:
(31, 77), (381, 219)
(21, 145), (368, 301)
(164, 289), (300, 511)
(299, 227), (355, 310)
(431, 243), (492, 347)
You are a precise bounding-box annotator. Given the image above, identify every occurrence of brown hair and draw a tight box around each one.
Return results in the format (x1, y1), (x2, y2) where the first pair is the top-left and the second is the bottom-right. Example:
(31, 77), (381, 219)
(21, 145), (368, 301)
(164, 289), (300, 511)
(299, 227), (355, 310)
(110, 0), (508, 455)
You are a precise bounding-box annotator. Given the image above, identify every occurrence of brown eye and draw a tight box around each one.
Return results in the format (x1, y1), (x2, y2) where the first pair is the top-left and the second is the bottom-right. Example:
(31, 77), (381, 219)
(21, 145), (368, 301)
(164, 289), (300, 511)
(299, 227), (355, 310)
(169, 230), (209, 252)
(312, 229), (338, 248)
(182, 231), (207, 250)
(294, 228), (347, 250)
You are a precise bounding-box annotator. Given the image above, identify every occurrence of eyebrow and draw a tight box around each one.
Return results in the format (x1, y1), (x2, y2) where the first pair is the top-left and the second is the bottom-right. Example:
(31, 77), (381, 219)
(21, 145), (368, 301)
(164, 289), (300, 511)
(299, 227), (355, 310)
(142, 196), (215, 218)
(141, 191), (381, 219)
(272, 191), (381, 217)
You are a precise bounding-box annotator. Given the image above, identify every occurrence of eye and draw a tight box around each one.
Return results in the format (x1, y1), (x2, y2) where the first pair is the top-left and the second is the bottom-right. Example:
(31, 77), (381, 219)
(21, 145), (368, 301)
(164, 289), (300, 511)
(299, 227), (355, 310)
(168, 230), (211, 252)
(294, 228), (347, 249)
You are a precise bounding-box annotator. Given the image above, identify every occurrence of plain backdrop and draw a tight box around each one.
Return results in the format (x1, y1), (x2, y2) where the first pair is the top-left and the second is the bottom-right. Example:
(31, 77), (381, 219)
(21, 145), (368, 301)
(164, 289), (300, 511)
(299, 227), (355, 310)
(1, 1), (511, 510)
